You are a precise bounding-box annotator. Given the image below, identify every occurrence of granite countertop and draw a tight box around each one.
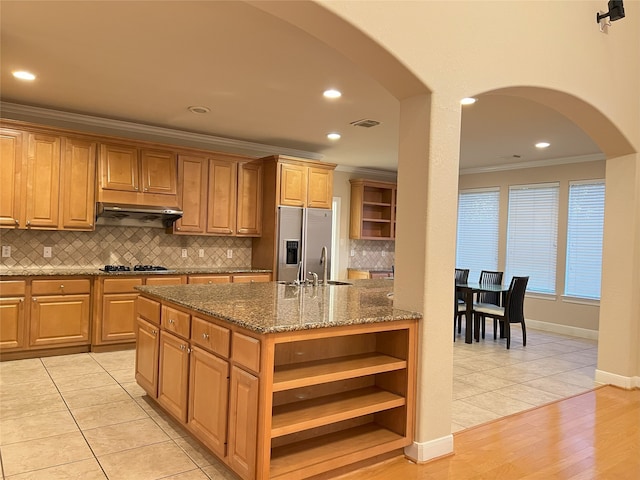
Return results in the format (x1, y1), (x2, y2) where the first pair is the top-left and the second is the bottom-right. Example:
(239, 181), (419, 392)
(136, 279), (421, 334)
(0, 267), (271, 277)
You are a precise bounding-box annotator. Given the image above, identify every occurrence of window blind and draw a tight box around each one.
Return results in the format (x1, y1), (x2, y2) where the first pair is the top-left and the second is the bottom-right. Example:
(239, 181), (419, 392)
(456, 188), (500, 282)
(506, 183), (559, 294)
(565, 181), (605, 299)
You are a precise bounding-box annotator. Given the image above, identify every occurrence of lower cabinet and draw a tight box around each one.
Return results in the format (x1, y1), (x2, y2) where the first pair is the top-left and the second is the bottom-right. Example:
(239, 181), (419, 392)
(228, 365), (259, 480)
(135, 317), (160, 397)
(0, 296), (26, 351)
(157, 330), (190, 422)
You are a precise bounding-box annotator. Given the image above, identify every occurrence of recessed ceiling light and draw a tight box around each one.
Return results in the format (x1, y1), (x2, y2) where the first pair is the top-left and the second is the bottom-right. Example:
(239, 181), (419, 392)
(535, 142), (551, 148)
(13, 70), (36, 81)
(460, 97), (477, 105)
(327, 133), (341, 140)
(323, 89), (342, 99)
(188, 106), (210, 114)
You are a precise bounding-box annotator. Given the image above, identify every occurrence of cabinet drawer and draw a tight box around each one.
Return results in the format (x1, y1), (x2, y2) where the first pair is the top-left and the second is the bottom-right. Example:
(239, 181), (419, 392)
(137, 296), (161, 326)
(146, 276), (184, 286)
(32, 279), (90, 295)
(191, 316), (230, 357)
(0, 280), (26, 297)
(232, 274), (271, 283)
(104, 277), (143, 293)
(162, 305), (190, 339)
(232, 332), (260, 373)
(188, 275), (231, 284)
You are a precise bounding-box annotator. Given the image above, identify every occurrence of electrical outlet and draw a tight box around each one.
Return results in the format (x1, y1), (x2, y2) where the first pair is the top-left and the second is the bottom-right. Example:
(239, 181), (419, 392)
(226, 249), (233, 259)
(181, 248), (188, 258)
(381, 250), (386, 257)
(198, 249), (204, 258)
(1, 246), (11, 258)
(350, 249), (355, 257)
(43, 246), (52, 258)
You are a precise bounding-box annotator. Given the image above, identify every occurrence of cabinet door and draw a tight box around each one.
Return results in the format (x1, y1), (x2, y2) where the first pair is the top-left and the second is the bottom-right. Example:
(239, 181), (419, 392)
(158, 330), (190, 422)
(0, 297), (26, 350)
(30, 294), (90, 347)
(228, 366), (259, 480)
(100, 143), (139, 192)
(237, 161), (263, 236)
(61, 138), (96, 230)
(279, 163), (307, 207)
(187, 275), (232, 284)
(25, 133), (60, 229)
(0, 129), (23, 228)
(307, 167), (333, 209)
(135, 317), (160, 397)
(102, 293), (138, 343)
(145, 276), (184, 286)
(175, 155), (207, 234)
(207, 159), (237, 235)
(232, 274), (271, 283)
(140, 149), (177, 195)
(188, 346), (229, 457)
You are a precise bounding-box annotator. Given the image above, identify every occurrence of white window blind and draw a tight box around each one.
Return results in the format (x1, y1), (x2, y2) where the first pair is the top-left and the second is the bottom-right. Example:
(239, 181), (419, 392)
(506, 183), (559, 294)
(565, 181), (605, 299)
(456, 188), (500, 282)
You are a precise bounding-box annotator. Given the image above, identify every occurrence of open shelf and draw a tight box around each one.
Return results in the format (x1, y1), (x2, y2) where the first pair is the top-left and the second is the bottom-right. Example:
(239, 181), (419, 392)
(273, 353), (406, 392)
(271, 386), (405, 438)
(270, 423), (406, 479)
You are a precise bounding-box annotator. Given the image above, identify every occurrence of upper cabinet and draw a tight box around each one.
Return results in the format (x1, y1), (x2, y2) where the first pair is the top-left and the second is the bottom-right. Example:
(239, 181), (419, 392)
(349, 179), (397, 240)
(173, 154), (262, 237)
(0, 125), (96, 231)
(98, 143), (177, 207)
(277, 158), (334, 209)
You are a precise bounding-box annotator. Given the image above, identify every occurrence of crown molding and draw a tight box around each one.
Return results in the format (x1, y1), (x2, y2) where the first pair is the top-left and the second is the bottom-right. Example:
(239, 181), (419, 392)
(335, 164), (397, 178)
(460, 153), (605, 175)
(0, 102), (323, 160)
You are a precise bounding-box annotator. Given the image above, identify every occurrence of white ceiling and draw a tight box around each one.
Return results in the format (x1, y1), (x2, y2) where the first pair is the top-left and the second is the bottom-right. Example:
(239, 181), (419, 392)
(0, 1), (602, 172)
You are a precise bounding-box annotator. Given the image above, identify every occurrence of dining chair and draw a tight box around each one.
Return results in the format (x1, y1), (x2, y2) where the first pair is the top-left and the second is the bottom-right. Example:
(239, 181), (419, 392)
(473, 276), (529, 349)
(473, 270), (503, 339)
(454, 268), (469, 337)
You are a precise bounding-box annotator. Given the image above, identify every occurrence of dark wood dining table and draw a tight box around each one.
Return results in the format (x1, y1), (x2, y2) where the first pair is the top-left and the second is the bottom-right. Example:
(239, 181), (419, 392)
(455, 282), (510, 343)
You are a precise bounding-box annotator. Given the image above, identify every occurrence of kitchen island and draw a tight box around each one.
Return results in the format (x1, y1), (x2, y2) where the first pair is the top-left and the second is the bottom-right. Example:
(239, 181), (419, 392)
(134, 279), (421, 480)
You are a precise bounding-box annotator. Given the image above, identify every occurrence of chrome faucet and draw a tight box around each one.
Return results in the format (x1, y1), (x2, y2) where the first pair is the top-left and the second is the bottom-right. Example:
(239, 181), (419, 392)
(320, 246), (328, 285)
(308, 272), (318, 286)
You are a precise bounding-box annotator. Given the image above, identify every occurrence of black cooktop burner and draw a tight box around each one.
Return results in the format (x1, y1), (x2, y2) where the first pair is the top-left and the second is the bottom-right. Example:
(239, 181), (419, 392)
(100, 265), (169, 272)
(133, 265), (168, 271)
(101, 265), (131, 272)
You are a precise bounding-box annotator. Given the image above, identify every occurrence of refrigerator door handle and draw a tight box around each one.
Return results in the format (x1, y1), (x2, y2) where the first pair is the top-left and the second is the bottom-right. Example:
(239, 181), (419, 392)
(300, 208), (308, 283)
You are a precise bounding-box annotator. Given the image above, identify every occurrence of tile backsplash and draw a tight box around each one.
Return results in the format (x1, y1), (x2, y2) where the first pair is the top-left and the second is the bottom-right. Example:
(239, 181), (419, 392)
(0, 227), (252, 269)
(348, 240), (395, 270)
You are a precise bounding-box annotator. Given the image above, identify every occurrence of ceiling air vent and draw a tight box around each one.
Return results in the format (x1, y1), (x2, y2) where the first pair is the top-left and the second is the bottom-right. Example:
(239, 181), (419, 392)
(350, 119), (380, 128)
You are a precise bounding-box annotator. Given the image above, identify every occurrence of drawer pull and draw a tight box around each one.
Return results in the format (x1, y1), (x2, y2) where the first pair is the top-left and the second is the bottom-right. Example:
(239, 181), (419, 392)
(33, 297), (37, 302)
(180, 344), (186, 351)
(60, 284), (64, 289)
(151, 329), (157, 335)
(202, 333), (209, 340)
(168, 319), (175, 324)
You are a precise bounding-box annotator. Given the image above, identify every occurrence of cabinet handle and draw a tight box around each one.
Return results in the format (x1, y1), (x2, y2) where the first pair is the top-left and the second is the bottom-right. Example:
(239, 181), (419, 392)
(134, 186), (139, 190)
(180, 344), (186, 350)
(151, 329), (157, 335)
(202, 333), (209, 340)
(32, 297), (37, 302)
(144, 187), (148, 192)
(187, 347), (192, 354)
(26, 220), (31, 226)
(168, 319), (175, 324)
(177, 227), (180, 231)
(60, 284), (64, 289)
(19, 298), (24, 303)
(14, 219), (19, 225)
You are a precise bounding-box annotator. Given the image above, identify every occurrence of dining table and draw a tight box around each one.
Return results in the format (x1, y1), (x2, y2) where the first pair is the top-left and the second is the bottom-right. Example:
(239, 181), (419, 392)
(455, 282), (510, 344)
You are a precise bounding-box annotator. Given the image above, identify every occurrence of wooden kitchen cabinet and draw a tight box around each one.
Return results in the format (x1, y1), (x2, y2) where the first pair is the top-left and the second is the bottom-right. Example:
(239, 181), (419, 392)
(228, 365), (259, 480)
(236, 160), (263, 236)
(188, 275), (232, 284)
(98, 142), (177, 206)
(30, 279), (91, 348)
(158, 330), (190, 422)
(145, 276), (185, 286)
(350, 179), (397, 240)
(0, 129), (24, 228)
(135, 317), (160, 397)
(278, 159), (334, 209)
(175, 155), (207, 233)
(207, 158), (237, 235)
(188, 346), (230, 458)
(24, 133), (61, 229)
(0, 281), (27, 351)
(95, 277), (143, 345)
(61, 137), (97, 230)
(232, 273), (271, 283)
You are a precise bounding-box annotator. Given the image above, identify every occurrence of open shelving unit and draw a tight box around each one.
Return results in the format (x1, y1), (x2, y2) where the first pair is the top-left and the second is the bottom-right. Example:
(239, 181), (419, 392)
(349, 179), (397, 240)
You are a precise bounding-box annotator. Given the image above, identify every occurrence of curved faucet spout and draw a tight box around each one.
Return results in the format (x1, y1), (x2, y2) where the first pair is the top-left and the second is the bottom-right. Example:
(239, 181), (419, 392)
(321, 246), (328, 285)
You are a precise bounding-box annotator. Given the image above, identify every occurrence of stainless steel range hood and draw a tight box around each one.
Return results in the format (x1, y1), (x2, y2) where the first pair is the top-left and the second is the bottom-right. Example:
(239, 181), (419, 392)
(96, 202), (183, 228)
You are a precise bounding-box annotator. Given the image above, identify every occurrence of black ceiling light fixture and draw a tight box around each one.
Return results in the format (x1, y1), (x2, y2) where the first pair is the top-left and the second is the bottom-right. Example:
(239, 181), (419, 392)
(596, 0), (625, 24)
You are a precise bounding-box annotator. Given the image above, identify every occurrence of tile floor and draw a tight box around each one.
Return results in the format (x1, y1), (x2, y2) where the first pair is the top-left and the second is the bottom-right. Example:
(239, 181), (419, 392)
(0, 325), (598, 479)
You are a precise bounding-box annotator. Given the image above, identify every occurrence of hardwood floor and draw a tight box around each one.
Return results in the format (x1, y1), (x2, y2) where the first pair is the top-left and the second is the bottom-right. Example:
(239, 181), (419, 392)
(337, 386), (640, 480)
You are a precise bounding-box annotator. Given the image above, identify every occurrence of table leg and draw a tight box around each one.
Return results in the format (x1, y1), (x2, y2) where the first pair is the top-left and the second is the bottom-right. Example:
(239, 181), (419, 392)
(465, 289), (473, 344)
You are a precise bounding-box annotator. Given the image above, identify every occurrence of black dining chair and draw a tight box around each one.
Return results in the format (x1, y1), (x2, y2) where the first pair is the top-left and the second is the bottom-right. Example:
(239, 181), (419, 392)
(473, 276), (529, 349)
(454, 268), (469, 337)
(472, 270), (503, 339)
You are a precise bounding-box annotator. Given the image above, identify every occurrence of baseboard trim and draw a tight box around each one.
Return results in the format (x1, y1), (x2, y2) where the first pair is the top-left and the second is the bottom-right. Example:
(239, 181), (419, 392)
(595, 369), (640, 389)
(404, 434), (454, 463)
(527, 319), (598, 340)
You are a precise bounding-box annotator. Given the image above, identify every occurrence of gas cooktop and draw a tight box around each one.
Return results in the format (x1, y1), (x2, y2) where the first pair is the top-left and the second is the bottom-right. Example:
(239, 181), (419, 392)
(100, 265), (169, 272)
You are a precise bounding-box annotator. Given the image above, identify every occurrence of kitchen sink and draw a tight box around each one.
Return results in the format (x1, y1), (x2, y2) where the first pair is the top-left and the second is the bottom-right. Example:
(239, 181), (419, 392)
(324, 280), (352, 286)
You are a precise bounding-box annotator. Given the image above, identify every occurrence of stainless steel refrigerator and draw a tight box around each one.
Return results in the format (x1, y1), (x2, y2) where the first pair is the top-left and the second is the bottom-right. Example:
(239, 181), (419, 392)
(277, 206), (332, 283)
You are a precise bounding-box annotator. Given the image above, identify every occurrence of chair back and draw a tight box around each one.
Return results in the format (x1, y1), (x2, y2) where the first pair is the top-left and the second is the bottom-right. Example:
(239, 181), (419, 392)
(477, 270), (503, 306)
(455, 268), (469, 302)
(505, 276), (529, 324)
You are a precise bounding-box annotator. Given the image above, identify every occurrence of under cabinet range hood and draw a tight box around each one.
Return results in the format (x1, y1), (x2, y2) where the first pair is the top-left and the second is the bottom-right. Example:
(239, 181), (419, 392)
(96, 203), (183, 228)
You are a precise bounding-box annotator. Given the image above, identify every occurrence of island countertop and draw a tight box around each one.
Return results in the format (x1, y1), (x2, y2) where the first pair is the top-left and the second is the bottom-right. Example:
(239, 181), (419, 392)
(136, 279), (421, 334)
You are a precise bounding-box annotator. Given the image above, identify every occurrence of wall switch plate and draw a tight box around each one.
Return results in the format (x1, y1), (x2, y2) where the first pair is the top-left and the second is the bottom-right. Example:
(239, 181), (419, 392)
(226, 249), (233, 259)
(181, 248), (188, 258)
(198, 249), (204, 258)
(381, 250), (386, 257)
(43, 246), (52, 258)
(1, 246), (11, 258)
(350, 249), (355, 257)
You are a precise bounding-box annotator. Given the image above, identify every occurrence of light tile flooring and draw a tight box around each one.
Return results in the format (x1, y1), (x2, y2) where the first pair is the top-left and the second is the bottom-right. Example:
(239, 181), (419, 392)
(0, 325), (598, 479)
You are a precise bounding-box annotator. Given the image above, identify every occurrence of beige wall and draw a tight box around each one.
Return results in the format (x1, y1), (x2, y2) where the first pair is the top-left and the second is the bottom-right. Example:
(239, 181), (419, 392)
(459, 160), (606, 333)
